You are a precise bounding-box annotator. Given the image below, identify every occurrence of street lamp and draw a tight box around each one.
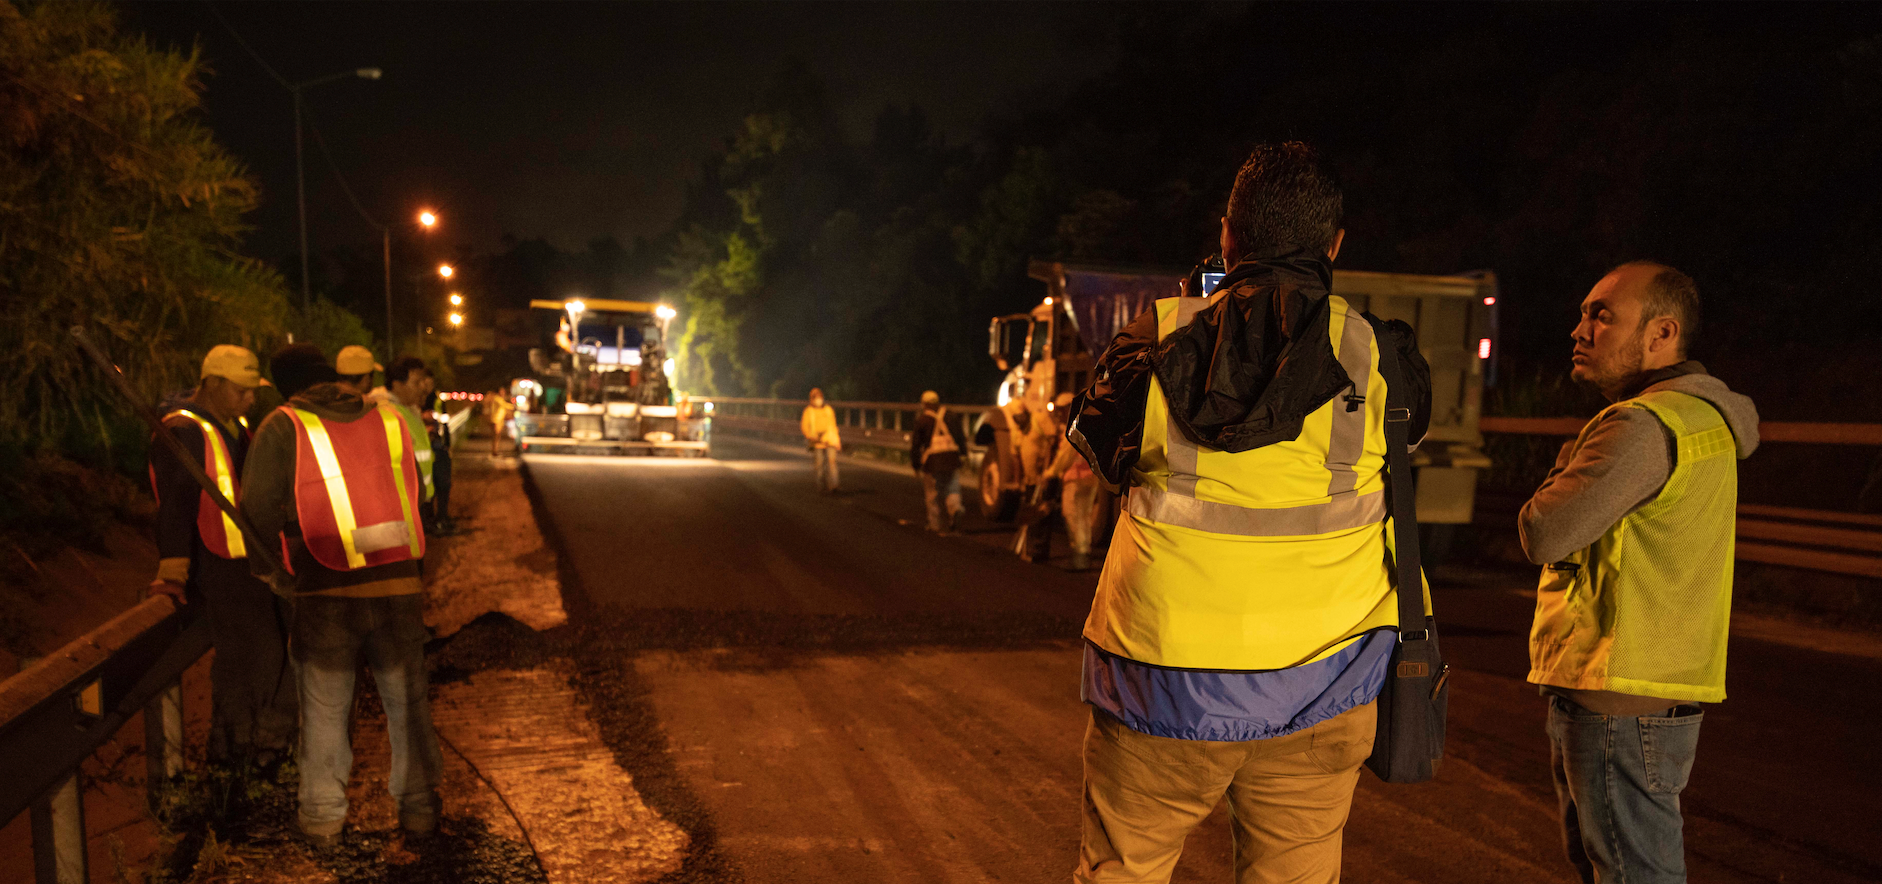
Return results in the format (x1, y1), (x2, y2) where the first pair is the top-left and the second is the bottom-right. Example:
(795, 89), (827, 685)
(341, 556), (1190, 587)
(449, 293), (463, 306)
(293, 67), (383, 312)
(438, 264), (454, 279)
(418, 210), (437, 229)
(448, 312), (464, 328)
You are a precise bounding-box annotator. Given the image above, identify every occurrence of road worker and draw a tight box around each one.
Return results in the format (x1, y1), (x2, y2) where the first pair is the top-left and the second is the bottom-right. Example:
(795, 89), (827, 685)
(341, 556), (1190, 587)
(148, 345), (296, 767)
(241, 348), (443, 849)
(1064, 142), (1432, 884)
(1043, 392), (1100, 571)
(487, 388), (517, 455)
(370, 356), (441, 533)
(1520, 262), (1759, 884)
(912, 391), (966, 533)
(802, 387), (842, 493)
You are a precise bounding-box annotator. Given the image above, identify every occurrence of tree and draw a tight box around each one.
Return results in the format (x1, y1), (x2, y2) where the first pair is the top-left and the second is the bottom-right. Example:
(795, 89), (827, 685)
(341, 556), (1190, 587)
(0, 1), (302, 462)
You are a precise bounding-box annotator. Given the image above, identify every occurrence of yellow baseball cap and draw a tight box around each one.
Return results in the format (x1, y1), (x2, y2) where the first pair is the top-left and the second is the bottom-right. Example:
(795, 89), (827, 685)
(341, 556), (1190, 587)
(335, 345), (381, 376)
(200, 345), (268, 388)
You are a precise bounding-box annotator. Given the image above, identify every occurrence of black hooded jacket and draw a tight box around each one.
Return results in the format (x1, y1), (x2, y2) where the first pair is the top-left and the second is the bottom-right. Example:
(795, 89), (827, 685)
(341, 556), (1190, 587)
(1066, 247), (1431, 486)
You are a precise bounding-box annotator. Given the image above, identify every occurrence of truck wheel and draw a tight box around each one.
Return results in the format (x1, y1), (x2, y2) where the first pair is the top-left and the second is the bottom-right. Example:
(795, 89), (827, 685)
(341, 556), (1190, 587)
(979, 458), (1020, 522)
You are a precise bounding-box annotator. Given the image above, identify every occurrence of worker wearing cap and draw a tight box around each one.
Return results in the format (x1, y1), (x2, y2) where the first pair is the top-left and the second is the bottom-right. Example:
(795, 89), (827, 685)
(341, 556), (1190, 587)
(368, 356), (439, 529)
(148, 346), (296, 767)
(242, 345), (443, 848)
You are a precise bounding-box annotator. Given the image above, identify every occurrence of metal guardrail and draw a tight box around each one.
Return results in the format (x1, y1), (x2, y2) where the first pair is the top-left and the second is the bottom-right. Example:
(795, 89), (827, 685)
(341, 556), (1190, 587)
(708, 396), (986, 461)
(1480, 417), (1882, 578)
(0, 596), (208, 883)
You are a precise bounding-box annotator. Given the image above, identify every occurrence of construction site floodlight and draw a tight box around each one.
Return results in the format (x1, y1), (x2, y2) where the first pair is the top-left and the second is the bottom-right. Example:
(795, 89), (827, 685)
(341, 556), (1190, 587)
(566, 299), (586, 316)
(655, 304), (677, 321)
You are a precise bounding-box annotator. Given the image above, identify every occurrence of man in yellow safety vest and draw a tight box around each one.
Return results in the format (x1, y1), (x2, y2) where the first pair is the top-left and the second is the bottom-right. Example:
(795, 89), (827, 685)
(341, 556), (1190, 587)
(148, 345), (296, 767)
(1064, 142), (1432, 884)
(1520, 262), (1759, 884)
(242, 346), (443, 849)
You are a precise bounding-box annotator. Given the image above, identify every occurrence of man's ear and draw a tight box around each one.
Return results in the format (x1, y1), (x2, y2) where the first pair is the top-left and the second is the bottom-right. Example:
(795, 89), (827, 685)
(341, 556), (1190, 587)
(1327, 229), (1346, 263)
(1648, 316), (1682, 357)
(1219, 216), (1235, 265)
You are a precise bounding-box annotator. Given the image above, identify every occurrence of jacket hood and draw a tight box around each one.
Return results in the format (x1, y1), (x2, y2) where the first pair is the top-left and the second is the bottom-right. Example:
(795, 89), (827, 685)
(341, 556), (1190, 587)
(286, 382), (374, 422)
(1150, 246), (1430, 452)
(1641, 363), (1760, 458)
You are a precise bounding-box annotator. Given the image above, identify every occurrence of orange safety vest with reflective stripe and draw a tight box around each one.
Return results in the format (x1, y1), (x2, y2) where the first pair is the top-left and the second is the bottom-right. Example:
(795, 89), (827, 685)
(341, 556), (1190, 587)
(282, 405), (426, 571)
(149, 410), (248, 560)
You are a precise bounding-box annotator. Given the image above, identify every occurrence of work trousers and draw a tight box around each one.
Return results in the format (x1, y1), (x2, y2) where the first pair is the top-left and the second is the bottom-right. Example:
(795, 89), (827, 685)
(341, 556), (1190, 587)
(1548, 694), (1704, 884)
(921, 469), (964, 532)
(194, 555), (296, 763)
(1078, 702), (1377, 884)
(1061, 475), (1100, 555)
(291, 593), (443, 835)
(813, 446), (840, 492)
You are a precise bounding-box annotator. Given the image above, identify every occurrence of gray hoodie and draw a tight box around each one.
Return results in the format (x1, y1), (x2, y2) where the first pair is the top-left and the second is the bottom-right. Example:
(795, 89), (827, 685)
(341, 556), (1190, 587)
(1519, 362), (1758, 714)
(1520, 362), (1760, 566)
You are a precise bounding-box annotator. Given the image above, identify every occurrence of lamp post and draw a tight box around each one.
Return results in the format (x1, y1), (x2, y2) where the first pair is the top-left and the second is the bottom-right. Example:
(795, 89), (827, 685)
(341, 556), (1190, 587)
(292, 67), (382, 312)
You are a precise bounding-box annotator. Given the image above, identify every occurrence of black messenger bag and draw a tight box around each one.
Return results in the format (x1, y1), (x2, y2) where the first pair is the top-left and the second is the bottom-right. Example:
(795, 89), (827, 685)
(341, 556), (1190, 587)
(1363, 317), (1450, 784)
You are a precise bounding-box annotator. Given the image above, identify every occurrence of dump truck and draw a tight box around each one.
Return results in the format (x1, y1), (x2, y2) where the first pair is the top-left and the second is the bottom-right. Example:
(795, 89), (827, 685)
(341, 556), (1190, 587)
(973, 260), (1498, 538)
(509, 297), (710, 456)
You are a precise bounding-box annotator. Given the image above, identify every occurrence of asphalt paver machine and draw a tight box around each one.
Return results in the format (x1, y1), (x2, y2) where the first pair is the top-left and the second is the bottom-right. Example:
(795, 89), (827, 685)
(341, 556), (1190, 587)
(510, 298), (710, 456)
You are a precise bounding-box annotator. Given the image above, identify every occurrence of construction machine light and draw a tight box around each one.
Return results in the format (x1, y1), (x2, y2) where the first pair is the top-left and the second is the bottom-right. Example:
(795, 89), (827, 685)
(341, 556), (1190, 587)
(1043, 297), (1053, 306)
(663, 357), (676, 378)
(566, 299), (586, 315)
(1478, 337), (1492, 360)
(655, 304), (677, 320)
(1483, 296), (1497, 306)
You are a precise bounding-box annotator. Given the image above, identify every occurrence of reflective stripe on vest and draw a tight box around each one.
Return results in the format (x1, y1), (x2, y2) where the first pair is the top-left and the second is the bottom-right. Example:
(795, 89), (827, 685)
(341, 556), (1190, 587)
(154, 411), (247, 559)
(1528, 390), (1738, 703)
(286, 406), (425, 571)
(1083, 293), (1410, 672)
(1130, 294), (1386, 537)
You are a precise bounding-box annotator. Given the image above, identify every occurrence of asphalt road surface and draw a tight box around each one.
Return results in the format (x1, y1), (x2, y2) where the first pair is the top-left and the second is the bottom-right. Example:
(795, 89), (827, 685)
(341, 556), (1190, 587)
(522, 435), (1882, 884)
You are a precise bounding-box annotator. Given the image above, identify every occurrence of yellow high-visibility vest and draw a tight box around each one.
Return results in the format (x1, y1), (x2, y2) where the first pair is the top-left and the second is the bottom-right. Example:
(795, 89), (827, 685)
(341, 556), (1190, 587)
(1085, 294), (1424, 671)
(1528, 391), (1738, 702)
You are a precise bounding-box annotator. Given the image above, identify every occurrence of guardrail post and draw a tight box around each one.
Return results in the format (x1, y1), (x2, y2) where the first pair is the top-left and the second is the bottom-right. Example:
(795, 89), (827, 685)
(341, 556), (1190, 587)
(143, 680), (183, 812)
(29, 766), (87, 884)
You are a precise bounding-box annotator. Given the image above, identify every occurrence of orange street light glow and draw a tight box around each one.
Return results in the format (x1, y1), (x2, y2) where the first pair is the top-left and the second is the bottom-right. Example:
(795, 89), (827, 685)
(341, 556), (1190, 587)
(418, 210), (437, 228)
(449, 293), (463, 306)
(438, 264), (454, 278)
(448, 313), (464, 327)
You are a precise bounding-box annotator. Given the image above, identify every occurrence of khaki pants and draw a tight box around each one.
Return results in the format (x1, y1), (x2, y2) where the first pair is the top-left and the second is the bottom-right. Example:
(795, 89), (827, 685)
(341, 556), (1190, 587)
(1077, 702), (1378, 884)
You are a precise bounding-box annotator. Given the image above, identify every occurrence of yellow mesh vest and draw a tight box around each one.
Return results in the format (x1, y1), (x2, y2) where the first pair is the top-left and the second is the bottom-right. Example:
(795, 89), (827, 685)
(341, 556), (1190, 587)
(1083, 294), (1419, 671)
(1528, 390), (1738, 702)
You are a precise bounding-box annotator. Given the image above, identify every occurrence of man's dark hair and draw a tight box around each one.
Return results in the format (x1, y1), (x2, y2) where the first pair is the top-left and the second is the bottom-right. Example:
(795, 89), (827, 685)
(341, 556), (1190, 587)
(387, 356), (429, 385)
(269, 343), (338, 400)
(338, 373), (372, 389)
(1618, 261), (1702, 357)
(1224, 141), (1344, 260)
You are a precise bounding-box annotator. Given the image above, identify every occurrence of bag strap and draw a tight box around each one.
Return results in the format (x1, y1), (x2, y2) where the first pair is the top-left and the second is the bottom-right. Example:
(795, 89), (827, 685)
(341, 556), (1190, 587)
(1369, 317), (1427, 640)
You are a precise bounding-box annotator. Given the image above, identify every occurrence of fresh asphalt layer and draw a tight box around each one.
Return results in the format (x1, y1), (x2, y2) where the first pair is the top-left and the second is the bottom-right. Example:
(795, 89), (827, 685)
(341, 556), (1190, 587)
(517, 435), (1881, 884)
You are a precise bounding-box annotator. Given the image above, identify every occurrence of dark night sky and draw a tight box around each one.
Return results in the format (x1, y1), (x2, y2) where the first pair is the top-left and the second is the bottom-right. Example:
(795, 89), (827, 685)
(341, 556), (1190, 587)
(123, 1), (1124, 261)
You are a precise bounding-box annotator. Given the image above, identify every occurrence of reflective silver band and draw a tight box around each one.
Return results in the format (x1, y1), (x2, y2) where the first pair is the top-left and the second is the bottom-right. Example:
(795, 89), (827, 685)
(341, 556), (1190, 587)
(1129, 484), (1387, 537)
(1163, 298), (1212, 498)
(1325, 303), (1375, 497)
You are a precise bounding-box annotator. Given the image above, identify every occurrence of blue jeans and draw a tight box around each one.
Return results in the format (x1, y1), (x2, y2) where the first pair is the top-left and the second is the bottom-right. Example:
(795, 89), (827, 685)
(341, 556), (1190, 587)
(291, 594), (443, 835)
(1547, 694), (1704, 884)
